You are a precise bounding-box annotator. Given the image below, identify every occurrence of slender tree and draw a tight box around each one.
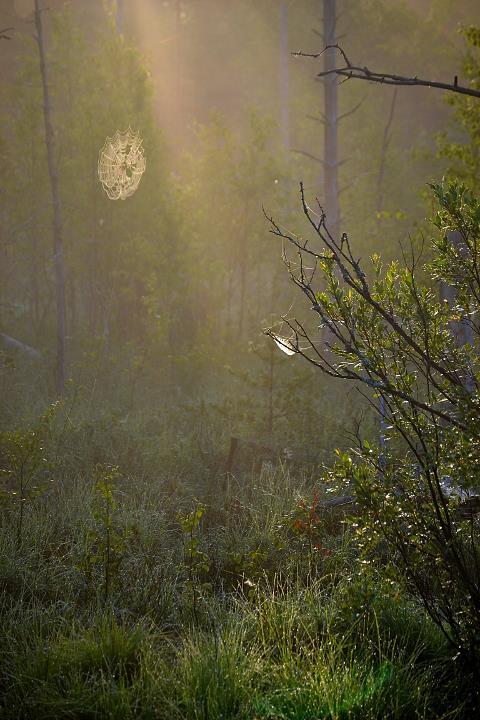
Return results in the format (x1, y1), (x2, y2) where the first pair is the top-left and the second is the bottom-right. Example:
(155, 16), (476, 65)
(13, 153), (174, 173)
(293, 1), (341, 234)
(323, 0), (339, 238)
(34, 0), (66, 395)
(279, 1), (290, 151)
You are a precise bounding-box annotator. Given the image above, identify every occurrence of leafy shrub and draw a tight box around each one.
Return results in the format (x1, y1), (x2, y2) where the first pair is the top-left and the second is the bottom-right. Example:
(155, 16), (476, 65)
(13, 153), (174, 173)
(268, 180), (480, 674)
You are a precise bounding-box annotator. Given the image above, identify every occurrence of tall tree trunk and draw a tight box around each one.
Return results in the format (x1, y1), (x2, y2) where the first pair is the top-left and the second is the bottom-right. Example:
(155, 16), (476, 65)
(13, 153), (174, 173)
(238, 241), (247, 339)
(279, 1), (290, 151)
(116, 0), (125, 34)
(238, 200), (249, 339)
(68, 274), (76, 338)
(34, 0), (66, 395)
(31, 234), (40, 330)
(323, 0), (339, 238)
(173, 0), (182, 163)
(30, 126), (40, 334)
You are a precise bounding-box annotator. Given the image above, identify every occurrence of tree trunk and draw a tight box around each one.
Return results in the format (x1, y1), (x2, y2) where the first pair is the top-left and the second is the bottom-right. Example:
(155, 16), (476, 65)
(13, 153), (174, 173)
(174, 0), (182, 162)
(323, 0), (339, 238)
(238, 202), (249, 339)
(31, 234), (40, 329)
(34, 0), (67, 395)
(116, 0), (125, 34)
(238, 241), (247, 338)
(279, 1), (290, 151)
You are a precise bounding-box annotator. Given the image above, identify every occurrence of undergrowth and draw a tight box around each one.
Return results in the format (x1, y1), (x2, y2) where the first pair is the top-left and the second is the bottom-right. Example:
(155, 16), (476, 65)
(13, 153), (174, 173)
(0, 404), (474, 718)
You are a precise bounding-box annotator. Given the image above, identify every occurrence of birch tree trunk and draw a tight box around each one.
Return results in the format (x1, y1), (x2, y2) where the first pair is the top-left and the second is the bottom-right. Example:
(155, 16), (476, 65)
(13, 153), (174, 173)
(34, 0), (66, 395)
(323, 0), (339, 238)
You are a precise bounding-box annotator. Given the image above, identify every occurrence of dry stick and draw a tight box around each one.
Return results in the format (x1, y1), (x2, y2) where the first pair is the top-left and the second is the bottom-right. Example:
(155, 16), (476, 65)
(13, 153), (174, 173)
(224, 437), (239, 476)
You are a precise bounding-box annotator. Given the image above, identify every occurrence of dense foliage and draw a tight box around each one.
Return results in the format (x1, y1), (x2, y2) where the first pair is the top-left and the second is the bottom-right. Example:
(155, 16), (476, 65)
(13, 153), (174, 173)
(268, 180), (480, 679)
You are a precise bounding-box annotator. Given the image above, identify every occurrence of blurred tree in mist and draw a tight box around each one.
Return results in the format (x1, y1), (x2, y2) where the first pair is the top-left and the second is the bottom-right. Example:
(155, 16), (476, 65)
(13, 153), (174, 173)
(0, 3), (180, 388)
(1, 0), (480, 456)
(291, 0), (479, 255)
(438, 26), (480, 190)
(179, 113), (287, 343)
(34, 0), (67, 396)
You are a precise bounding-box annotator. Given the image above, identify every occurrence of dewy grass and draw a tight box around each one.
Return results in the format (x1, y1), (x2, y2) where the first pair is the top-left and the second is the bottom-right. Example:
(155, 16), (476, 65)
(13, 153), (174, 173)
(169, 625), (261, 720)
(1, 615), (161, 720)
(0, 416), (474, 718)
(252, 659), (418, 720)
(239, 582), (439, 720)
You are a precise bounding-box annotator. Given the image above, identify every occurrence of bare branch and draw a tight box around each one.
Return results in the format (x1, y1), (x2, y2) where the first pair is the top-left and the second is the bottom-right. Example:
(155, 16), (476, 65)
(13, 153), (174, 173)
(0, 26), (14, 40)
(291, 149), (325, 165)
(293, 44), (480, 100)
(338, 95), (367, 122)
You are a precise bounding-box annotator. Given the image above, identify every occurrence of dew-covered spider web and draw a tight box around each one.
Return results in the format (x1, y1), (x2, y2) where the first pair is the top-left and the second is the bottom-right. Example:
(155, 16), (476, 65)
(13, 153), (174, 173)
(98, 128), (146, 200)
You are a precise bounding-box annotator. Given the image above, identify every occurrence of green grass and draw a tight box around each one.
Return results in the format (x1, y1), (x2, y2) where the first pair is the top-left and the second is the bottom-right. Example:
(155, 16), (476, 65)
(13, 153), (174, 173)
(0, 596), (458, 720)
(0, 411), (474, 718)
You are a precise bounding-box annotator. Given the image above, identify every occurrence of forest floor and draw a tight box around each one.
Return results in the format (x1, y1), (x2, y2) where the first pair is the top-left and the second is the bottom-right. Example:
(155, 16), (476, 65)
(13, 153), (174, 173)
(0, 408), (475, 719)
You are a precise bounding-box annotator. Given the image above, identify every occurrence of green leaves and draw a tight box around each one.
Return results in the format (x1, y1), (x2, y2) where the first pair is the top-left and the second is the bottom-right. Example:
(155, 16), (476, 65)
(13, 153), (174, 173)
(277, 177), (480, 667)
(177, 503), (211, 617)
(0, 403), (58, 544)
(177, 503), (206, 535)
(79, 463), (131, 604)
(437, 30), (480, 188)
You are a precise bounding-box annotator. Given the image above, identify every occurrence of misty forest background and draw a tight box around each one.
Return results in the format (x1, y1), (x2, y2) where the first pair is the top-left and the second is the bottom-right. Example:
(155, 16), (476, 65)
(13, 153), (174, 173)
(2, 0), (478, 455)
(1, 1), (480, 718)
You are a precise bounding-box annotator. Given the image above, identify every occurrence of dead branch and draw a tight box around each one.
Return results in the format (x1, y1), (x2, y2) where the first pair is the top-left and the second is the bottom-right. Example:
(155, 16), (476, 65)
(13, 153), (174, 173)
(293, 44), (480, 100)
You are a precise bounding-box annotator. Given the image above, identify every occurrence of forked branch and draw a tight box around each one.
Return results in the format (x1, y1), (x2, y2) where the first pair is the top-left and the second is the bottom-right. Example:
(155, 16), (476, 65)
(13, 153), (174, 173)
(293, 44), (480, 100)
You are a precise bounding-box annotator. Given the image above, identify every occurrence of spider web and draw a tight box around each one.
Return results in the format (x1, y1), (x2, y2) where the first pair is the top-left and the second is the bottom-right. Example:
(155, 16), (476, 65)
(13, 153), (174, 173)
(98, 128), (146, 200)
